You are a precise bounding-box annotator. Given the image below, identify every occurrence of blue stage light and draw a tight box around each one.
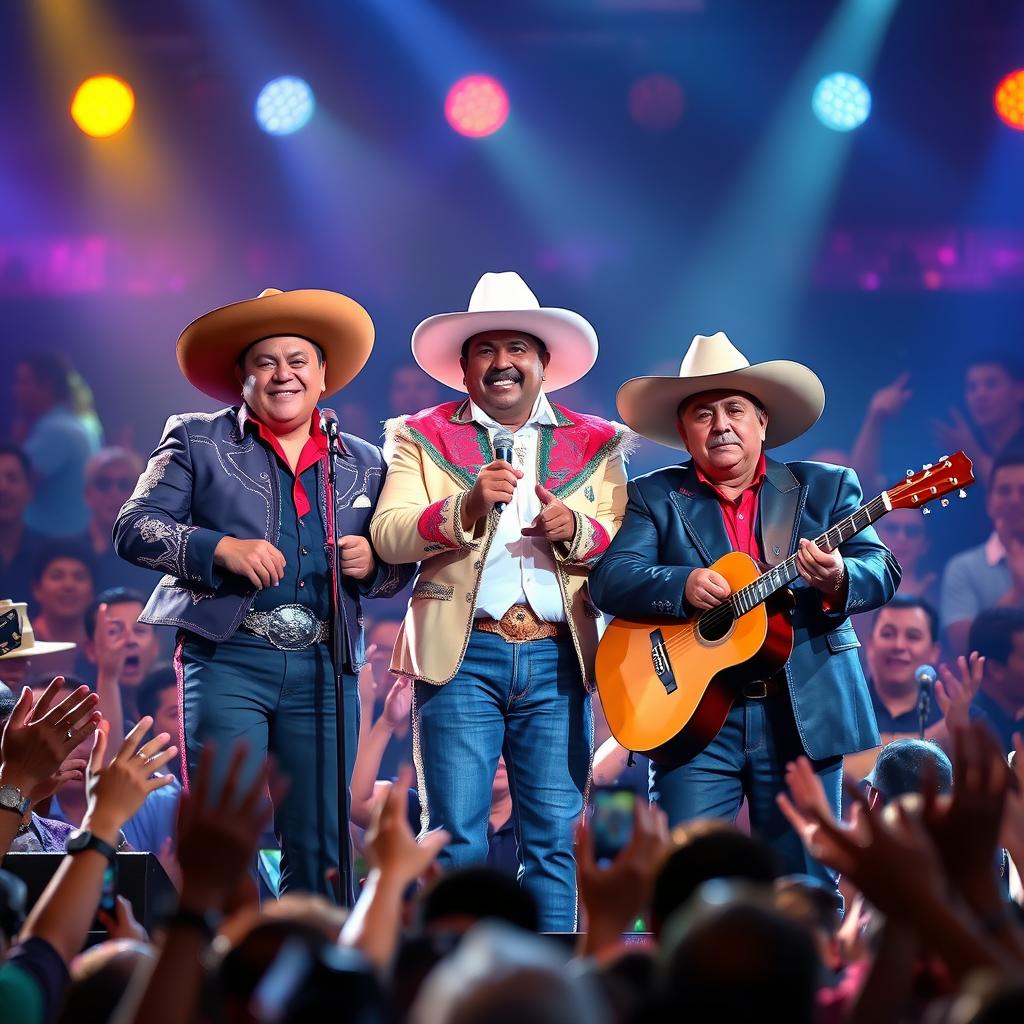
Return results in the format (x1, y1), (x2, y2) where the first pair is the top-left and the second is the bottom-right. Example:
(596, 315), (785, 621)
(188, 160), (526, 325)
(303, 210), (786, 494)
(255, 76), (315, 136)
(812, 72), (871, 132)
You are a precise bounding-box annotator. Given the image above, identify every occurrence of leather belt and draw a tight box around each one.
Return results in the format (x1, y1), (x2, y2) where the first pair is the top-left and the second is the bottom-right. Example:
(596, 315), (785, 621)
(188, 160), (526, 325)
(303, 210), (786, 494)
(740, 674), (785, 700)
(240, 604), (329, 650)
(474, 604), (567, 644)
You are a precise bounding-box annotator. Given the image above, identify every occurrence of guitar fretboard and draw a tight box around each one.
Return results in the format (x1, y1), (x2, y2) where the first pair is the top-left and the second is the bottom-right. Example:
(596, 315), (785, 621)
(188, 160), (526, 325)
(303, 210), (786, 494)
(728, 493), (890, 617)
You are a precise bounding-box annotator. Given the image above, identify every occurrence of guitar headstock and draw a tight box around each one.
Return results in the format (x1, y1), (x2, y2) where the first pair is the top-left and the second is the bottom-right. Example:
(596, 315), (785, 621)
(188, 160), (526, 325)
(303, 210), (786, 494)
(885, 452), (976, 512)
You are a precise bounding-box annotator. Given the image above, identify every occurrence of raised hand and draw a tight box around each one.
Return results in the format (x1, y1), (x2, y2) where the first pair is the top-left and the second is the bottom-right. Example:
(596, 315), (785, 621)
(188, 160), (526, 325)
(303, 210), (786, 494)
(576, 800), (670, 953)
(867, 372), (912, 421)
(522, 485), (575, 542)
(461, 460), (523, 529)
(931, 408), (981, 463)
(213, 536), (286, 590)
(175, 743), (277, 912)
(364, 764), (449, 885)
(93, 603), (128, 681)
(684, 567), (732, 610)
(381, 677), (412, 735)
(98, 894), (149, 943)
(84, 719), (177, 840)
(935, 652), (985, 732)
(0, 678), (100, 799)
(921, 722), (1009, 894)
(337, 534), (374, 580)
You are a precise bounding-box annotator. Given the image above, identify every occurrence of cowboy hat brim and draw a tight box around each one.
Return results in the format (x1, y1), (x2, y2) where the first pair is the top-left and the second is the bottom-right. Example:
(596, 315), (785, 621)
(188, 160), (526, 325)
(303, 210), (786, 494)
(616, 360), (825, 451)
(0, 639), (76, 660)
(177, 289), (375, 405)
(411, 307), (598, 393)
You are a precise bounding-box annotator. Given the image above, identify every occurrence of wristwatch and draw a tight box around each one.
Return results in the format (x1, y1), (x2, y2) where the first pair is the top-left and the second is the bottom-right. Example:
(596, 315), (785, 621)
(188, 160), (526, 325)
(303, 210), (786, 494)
(66, 829), (118, 863)
(0, 784), (30, 817)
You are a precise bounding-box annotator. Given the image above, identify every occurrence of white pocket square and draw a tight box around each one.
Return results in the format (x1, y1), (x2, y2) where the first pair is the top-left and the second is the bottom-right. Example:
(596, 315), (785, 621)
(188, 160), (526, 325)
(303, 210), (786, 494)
(352, 494), (372, 508)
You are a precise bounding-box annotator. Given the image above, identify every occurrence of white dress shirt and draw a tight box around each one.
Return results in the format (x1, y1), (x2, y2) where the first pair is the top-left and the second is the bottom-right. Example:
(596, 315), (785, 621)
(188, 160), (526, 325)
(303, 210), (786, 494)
(469, 393), (566, 623)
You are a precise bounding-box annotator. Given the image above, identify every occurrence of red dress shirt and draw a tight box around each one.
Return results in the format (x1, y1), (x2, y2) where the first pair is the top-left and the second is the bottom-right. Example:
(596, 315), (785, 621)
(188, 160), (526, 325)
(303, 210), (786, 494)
(695, 453), (767, 560)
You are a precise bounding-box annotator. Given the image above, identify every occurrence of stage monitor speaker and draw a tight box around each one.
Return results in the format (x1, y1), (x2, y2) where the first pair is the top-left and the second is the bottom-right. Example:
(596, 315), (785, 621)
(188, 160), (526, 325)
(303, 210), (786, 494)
(3, 851), (177, 935)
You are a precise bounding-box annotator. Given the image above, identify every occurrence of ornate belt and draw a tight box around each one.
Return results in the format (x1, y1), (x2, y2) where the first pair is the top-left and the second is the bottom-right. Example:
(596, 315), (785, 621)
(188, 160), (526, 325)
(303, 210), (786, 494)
(240, 604), (329, 650)
(474, 604), (567, 644)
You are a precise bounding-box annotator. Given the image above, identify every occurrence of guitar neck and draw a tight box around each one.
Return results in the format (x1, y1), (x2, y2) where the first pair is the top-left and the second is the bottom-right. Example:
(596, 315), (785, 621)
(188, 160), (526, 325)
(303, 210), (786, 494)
(728, 491), (891, 615)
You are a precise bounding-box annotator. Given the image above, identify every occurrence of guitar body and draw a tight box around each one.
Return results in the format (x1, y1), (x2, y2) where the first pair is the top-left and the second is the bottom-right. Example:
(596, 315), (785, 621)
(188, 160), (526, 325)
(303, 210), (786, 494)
(595, 551), (795, 767)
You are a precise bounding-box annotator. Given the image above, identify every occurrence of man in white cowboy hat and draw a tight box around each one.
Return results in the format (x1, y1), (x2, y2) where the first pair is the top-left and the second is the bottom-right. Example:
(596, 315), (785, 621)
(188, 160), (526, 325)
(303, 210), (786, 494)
(370, 272), (632, 930)
(589, 332), (900, 881)
(113, 288), (414, 900)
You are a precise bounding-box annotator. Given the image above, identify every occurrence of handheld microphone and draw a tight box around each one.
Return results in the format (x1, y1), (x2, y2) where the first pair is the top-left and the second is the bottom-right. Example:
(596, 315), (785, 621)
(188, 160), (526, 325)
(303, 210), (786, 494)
(915, 664), (936, 738)
(319, 407), (340, 440)
(493, 430), (515, 515)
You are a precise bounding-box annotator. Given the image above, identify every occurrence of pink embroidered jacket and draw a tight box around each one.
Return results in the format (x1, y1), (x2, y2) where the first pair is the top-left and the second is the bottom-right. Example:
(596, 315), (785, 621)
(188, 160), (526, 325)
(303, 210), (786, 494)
(370, 399), (632, 686)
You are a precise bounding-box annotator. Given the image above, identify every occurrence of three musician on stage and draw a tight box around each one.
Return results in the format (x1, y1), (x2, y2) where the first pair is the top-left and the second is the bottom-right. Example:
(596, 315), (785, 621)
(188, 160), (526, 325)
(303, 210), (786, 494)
(116, 277), (900, 923)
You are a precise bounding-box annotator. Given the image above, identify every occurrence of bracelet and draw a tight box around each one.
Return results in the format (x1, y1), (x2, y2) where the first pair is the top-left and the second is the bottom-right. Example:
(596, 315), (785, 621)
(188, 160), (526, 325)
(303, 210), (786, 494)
(165, 905), (221, 939)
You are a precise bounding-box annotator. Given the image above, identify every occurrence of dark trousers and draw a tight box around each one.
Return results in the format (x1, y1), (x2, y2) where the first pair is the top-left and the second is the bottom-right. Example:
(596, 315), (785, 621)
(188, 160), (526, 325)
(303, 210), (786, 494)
(177, 630), (358, 901)
(650, 693), (842, 885)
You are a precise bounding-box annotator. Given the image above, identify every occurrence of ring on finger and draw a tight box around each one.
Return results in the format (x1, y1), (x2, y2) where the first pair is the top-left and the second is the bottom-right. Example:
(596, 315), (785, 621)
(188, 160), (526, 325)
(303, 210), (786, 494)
(65, 728), (74, 741)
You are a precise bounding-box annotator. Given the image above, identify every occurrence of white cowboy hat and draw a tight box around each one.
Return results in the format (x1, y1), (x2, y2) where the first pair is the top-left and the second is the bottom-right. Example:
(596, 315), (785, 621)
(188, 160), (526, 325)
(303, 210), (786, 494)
(0, 599), (76, 659)
(616, 331), (825, 451)
(411, 272), (598, 393)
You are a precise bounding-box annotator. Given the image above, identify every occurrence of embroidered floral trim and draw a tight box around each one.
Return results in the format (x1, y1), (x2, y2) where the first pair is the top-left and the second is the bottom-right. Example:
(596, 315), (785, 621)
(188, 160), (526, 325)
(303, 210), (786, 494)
(135, 517), (199, 581)
(417, 498), (457, 549)
(131, 451), (173, 501)
(412, 581), (454, 601)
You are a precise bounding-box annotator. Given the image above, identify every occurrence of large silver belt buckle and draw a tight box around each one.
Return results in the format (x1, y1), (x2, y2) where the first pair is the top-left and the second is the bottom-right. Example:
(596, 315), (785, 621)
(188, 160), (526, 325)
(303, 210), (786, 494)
(265, 605), (319, 650)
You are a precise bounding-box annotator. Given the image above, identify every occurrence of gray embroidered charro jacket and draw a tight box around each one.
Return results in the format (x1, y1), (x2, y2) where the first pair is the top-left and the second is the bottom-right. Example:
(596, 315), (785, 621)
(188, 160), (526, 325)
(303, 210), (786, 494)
(113, 406), (414, 670)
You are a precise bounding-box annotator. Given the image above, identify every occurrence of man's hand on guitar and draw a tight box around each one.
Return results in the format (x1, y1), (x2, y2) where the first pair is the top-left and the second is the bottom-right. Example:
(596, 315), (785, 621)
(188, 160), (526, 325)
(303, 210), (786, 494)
(684, 568), (732, 610)
(796, 538), (846, 599)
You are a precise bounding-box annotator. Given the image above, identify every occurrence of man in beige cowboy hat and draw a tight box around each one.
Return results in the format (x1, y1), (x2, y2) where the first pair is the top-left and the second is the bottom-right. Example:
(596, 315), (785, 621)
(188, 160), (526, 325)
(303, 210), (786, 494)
(113, 288), (414, 900)
(370, 271), (632, 930)
(589, 331), (900, 883)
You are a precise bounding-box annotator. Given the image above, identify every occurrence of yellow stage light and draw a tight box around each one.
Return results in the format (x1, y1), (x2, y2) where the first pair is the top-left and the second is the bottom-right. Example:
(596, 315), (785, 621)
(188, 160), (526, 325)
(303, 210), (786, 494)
(70, 75), (135, 138)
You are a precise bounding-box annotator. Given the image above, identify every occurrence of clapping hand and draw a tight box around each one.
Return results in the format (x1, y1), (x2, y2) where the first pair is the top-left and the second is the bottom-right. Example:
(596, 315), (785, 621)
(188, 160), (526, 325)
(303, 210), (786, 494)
(0, 678), (100, 802)
(935, 652), (985, 732)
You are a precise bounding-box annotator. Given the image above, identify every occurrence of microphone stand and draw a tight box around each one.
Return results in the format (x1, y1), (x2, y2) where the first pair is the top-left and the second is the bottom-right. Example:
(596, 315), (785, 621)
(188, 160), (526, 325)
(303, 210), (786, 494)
(917, 684), (931, 740)
(325, 420), (354, 908)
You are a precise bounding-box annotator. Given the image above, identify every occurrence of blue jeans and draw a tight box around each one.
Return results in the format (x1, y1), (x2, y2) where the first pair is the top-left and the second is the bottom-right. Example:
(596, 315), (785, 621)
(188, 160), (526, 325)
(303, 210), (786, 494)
(650, 694), (842, 885)
(178, 630), (359, 902)
(413, 629), (592, 932)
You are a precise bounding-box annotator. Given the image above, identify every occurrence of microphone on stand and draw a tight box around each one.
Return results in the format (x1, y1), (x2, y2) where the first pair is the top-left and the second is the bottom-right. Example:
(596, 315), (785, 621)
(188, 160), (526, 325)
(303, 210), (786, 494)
(915, 664), (937, 738)
(493, 430), (515, 515)
(319, 407), (340, 442)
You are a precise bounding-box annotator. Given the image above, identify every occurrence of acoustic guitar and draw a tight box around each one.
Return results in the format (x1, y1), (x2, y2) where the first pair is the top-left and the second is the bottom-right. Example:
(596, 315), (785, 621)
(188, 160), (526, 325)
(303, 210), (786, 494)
(594, 452), (975, 767)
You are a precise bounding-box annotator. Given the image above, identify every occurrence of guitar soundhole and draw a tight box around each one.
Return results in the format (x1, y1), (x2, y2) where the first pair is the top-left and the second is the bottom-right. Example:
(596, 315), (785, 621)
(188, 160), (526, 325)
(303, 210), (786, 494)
(696, 606), (734, 644)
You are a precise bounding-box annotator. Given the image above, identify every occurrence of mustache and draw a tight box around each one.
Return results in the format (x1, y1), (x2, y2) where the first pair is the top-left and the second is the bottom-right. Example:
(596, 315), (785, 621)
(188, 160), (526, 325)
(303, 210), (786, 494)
(485, 370), (522, 385)
(708, 432), (741, 448)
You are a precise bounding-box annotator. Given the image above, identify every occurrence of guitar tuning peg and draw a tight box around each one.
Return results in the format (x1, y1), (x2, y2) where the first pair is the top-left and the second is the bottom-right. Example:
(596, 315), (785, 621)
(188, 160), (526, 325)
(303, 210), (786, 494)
(959, 489), (967, 498)
(906, 469), (914, 478)
(922, 507), (931, 515)
(938, 455), (949, 462)
(922, 462), (933, 470)
(941, 498), (949, 507)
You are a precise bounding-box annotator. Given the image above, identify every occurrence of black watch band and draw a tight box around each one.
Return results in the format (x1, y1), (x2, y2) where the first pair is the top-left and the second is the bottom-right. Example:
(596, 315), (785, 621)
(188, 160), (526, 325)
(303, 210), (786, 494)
(66, 829), (118, 863)
(165, 905), (220, 939)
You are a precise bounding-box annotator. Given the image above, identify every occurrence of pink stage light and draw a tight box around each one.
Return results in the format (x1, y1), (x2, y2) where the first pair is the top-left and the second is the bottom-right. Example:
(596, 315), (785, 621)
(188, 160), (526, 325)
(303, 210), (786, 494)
(445, 75), (509, 138)
(629, 74), (685, 132)
(994, 69), (1024, 130)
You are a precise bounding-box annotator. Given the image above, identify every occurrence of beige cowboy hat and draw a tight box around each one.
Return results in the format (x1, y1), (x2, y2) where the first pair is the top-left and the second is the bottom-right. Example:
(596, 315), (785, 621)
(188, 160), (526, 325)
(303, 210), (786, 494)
(616, 331), (825, 451)
(177, 288), (375, 405)
(411, 272), (599, 393)
(0, 599), (76, 659)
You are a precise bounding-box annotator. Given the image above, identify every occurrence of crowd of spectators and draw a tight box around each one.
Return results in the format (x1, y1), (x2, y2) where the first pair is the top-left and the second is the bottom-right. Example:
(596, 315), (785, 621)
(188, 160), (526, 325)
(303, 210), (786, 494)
(1, 348), (1023, 1021)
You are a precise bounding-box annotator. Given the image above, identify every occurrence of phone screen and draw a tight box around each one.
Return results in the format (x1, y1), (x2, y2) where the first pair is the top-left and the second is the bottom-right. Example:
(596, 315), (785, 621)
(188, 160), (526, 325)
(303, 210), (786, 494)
(590, 786), (636, 862)
(99, 862), (118, 916)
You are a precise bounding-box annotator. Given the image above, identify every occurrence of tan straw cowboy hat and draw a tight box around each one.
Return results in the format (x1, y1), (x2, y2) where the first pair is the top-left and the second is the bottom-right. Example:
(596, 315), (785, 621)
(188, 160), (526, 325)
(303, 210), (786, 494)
(177, 288), (375, 404)
(0, 599), (76, 659)
(616, 331), (825, 451)
(411, 272), (598, 393)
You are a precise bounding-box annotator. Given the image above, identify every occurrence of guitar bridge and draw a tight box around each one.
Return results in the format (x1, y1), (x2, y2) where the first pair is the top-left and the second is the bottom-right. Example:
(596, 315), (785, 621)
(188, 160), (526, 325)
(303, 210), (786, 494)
(650, 629), (677, 695)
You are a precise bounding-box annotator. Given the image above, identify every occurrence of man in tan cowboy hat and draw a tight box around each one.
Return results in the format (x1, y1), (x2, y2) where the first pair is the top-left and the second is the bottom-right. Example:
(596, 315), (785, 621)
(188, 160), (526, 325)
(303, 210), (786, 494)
(113, 288), (414, 900)
(370, 271), (632, 930)
(589, 331), (900, 883)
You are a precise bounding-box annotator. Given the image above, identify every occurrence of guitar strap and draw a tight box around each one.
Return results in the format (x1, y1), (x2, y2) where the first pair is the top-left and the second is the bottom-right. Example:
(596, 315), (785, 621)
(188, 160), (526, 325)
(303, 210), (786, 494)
(759, 460), (805, 568)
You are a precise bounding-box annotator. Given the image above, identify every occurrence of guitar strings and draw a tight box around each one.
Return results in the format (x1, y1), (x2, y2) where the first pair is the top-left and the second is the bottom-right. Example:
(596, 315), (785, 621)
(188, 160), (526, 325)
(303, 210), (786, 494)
(659, 493), (890, 657)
